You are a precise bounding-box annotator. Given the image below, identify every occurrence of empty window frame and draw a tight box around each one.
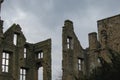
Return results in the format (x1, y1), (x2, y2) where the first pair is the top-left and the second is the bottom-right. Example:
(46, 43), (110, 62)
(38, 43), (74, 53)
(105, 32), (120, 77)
(13, 34), (18, 45)
(78, 59), (82, 71)
(67, 37), (73, 49)
(38, 51), (43, 59)
(38, 67), (43, 80)
(20, 68), (26, 80)
(24, 48), (26, 58)
(2, 52), (10, 72)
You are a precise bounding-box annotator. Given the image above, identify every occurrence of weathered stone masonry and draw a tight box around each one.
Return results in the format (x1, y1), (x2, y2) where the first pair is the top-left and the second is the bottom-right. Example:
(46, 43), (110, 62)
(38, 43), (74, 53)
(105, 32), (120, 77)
(1, 1), (120, 80)
(62, 14), (120, 80)
(0, 22), (51, 80)
(0, 1), (51, 80)
(62, 20), (85, 80)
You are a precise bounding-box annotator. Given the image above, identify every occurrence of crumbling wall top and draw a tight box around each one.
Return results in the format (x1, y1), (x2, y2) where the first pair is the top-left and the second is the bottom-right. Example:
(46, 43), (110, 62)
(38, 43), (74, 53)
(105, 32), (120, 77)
(97, 14), (120, 26)
(63, 20), (74, 30)
(88, 32), (97, 36)
(64, 20), (73, 25)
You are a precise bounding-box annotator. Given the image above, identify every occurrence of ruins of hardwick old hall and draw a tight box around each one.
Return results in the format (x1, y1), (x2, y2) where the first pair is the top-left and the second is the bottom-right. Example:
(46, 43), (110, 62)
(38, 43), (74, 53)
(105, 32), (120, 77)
(1, 1), (120, 80)
(0, 1), (51, 80)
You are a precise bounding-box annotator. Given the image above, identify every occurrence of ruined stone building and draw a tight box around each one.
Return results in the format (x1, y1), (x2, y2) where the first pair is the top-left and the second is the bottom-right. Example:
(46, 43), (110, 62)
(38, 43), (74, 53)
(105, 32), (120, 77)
(0, 1), (51, 80)
(1, 1), (120, 80)
(62, 14), (120, 80)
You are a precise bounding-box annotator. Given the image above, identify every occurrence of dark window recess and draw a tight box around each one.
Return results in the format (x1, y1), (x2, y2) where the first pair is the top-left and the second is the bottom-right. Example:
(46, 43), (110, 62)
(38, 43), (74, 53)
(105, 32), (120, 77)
(24, 48), (26, 58)
(67, 37), (73, 49)
(38, 51), (43, 59)
(78, 59), (82, 71)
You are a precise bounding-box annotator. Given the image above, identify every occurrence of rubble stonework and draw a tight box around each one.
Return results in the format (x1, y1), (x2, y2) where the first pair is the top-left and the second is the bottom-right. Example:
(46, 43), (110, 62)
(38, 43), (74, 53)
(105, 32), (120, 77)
(0, 23), (51, 80)
(62, 14), (120, 80)
(1, 1), (120, 80)
(62, 20), (85, 80)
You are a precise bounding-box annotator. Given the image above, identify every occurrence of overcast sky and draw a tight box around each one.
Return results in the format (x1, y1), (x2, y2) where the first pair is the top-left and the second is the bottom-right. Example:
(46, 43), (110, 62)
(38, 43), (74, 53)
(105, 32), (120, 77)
(1, 0), (120, 80)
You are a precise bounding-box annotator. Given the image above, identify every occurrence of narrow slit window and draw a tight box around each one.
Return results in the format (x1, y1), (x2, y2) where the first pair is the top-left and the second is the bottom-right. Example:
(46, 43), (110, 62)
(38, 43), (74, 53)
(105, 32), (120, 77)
(78, 59), (82, 71)
(2, 52), (10, 72)
(13, 34), (18, 45)
(67, 38), (70, 49)
(67, 37), (73, 49)
(38, 51), (43, 59)
(20, 68), (26, 80)
(24, 48), (26, 58)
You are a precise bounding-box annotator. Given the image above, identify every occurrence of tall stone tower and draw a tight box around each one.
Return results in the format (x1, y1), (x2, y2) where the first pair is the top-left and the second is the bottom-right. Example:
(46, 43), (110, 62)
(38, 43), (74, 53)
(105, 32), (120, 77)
(62, 20), (86, 80)
(87, 32), (99, 75)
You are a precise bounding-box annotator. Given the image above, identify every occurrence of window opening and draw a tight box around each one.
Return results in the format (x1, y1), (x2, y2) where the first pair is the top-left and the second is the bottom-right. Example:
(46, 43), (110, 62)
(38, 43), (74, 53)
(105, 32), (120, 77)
(67, 37), (73, 49)
(24, 48), (26, 58)
(13, 34), (17, 45)
(20, 68), (26, 80)
(38, 51), (43, 59)
(2, 52), (10, 72)
(38, 67), (43, 80)
(78, 59), (82, 71)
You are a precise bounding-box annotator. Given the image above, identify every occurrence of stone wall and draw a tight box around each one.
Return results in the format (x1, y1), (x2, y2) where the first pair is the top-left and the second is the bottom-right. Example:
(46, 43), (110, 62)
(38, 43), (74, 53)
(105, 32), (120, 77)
(62, 20), (86, 80)
(62, 14), (120, 80)
(0, 23), (51, 80)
